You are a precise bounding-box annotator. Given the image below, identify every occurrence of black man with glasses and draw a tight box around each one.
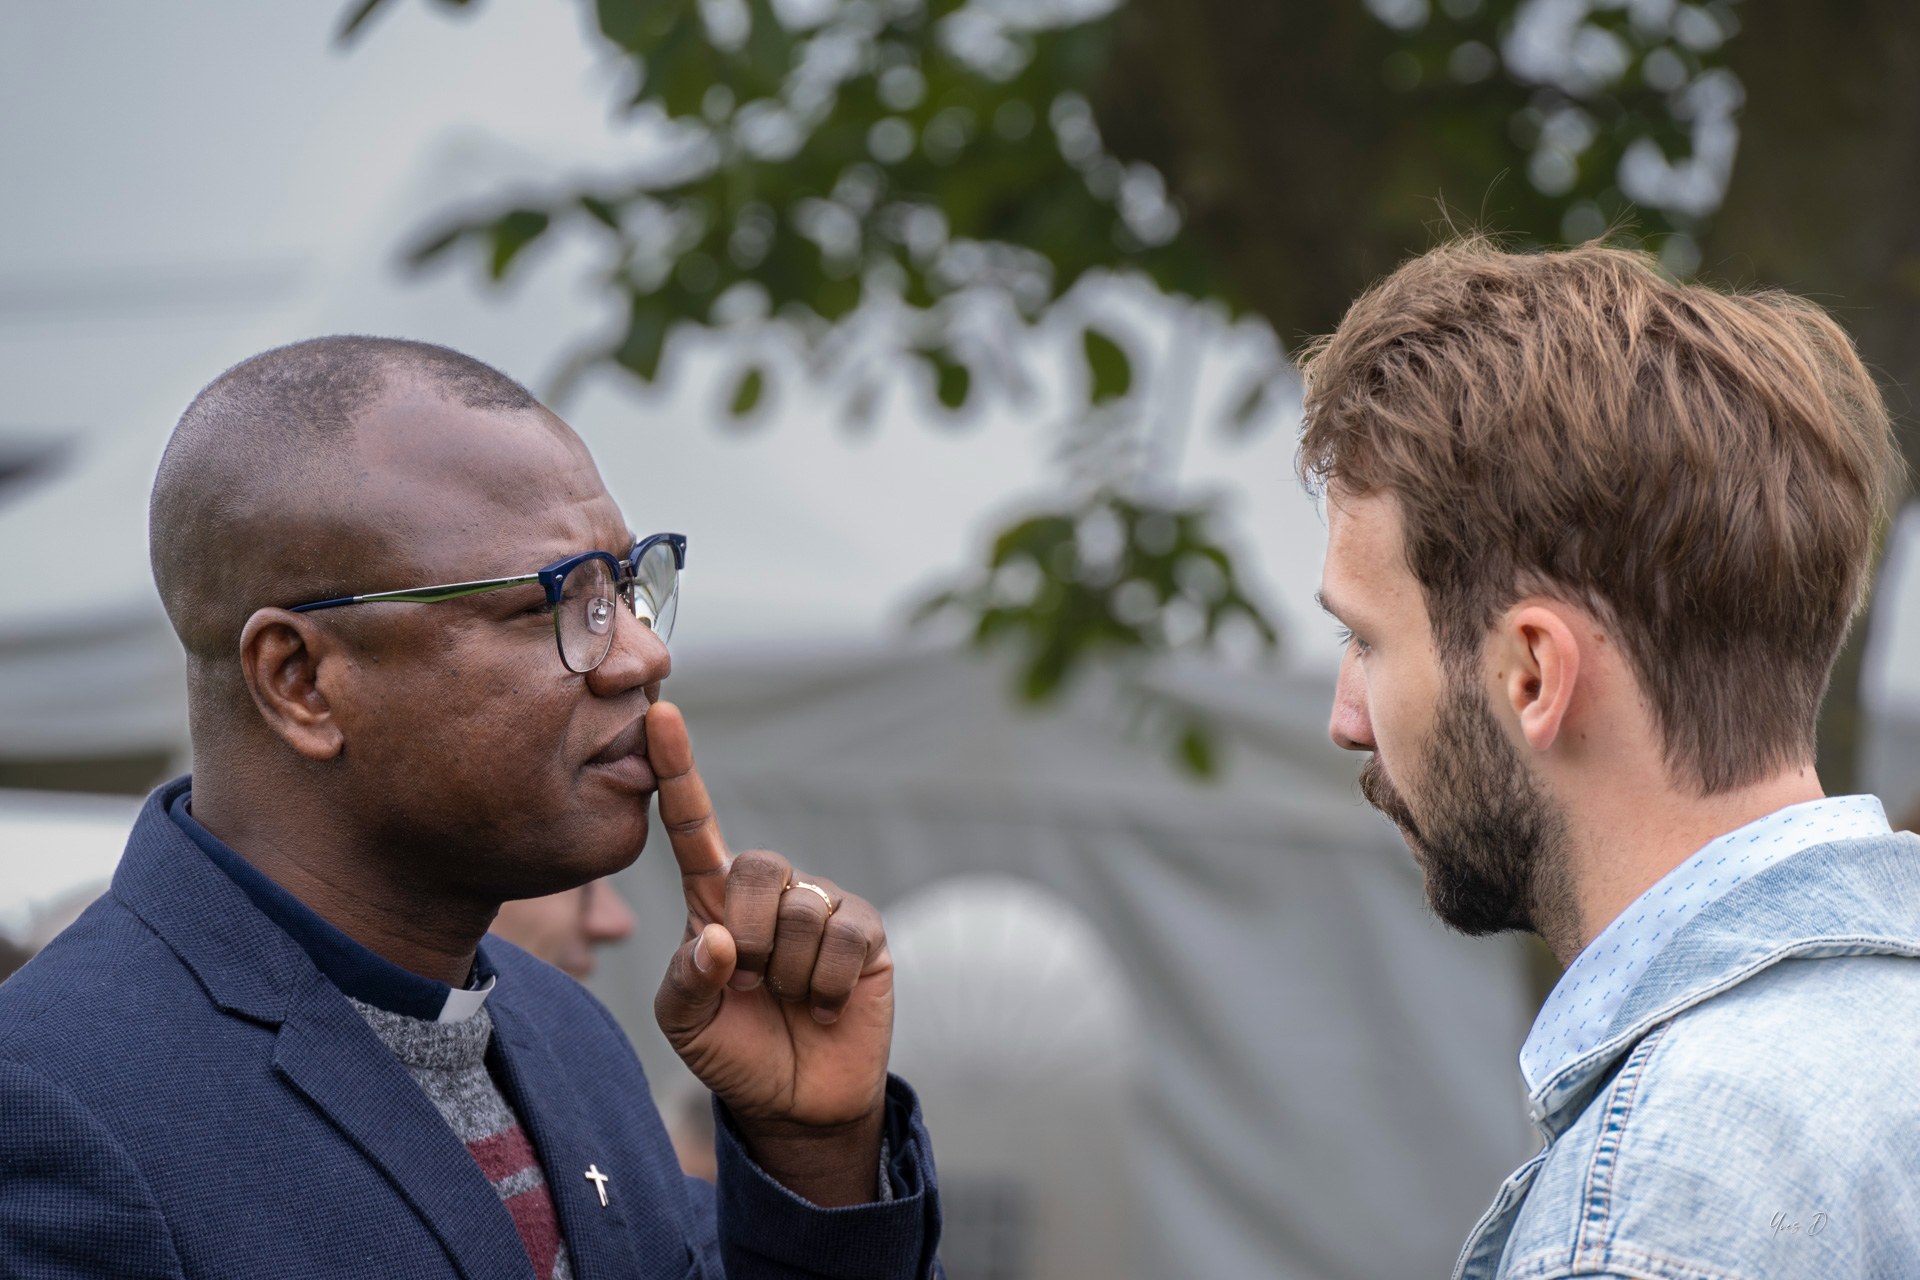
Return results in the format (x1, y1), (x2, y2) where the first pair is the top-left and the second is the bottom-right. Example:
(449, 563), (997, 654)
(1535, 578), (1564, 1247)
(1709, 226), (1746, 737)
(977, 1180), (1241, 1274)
(0, 337), (944, 1279)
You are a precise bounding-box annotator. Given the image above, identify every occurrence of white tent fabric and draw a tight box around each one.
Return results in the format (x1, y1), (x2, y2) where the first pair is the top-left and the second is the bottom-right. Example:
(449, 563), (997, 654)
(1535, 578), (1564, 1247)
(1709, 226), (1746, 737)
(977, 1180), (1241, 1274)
(0, 789), (138, 940)
(887, 875), (1145, 1280)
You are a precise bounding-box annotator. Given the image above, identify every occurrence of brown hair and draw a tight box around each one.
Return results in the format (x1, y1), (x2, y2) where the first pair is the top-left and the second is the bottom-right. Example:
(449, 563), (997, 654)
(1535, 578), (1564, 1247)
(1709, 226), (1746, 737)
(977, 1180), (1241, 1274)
(1298, 238), (1903, 795)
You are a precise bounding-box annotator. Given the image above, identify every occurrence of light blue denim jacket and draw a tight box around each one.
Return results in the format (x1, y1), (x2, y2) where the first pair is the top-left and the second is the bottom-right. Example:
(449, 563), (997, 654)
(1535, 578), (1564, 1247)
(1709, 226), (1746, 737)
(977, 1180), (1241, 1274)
(1455, 829), (1920, 1279)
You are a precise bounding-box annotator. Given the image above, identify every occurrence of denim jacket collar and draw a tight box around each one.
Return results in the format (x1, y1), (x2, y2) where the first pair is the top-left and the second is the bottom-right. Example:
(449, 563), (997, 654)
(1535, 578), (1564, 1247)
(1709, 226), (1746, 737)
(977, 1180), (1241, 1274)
(1526, 830), (1920, 1137)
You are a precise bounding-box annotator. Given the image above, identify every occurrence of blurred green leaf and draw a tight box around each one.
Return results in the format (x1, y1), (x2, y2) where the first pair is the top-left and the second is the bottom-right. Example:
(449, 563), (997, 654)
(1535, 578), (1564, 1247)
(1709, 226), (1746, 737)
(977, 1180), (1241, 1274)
(990, 514), (1075, 565)
(1083, 327), (1132, 404)
(342, 0), (467, 40)
(614, 300), (670, 381)
(741, 0), (793, 96)
(929, 350), (971, 411)
(335, 0), (389, 43)
(406, 224), (466, 268)
(579, 195), (622, 231)
(651, 10), (720, 117)
(592, 0), (660, 55)
(728, 365), (766, 417)
(1022, 640), (1073, 702)
(812, 272), (863, 324)
(908, 588), (959, 627)
(488, 210), (551, 280)
(1227, 374), (1270, 435)
(1176, 723), (1216, 778)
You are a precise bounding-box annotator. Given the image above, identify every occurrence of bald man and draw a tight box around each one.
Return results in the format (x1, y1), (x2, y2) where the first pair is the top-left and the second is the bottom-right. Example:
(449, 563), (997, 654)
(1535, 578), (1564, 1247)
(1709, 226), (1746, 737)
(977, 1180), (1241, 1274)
(0, 338), (943, 1279)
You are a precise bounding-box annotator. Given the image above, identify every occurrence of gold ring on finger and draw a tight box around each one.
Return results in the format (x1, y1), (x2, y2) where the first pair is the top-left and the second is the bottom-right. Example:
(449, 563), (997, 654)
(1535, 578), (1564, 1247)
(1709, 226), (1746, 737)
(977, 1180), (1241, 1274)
(786, 879), (836, 916)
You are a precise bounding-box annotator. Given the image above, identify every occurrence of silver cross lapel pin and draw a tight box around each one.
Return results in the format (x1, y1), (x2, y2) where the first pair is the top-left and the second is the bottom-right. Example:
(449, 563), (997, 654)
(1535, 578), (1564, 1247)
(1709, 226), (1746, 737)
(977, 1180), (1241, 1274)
(584, 1164), (610, 1208)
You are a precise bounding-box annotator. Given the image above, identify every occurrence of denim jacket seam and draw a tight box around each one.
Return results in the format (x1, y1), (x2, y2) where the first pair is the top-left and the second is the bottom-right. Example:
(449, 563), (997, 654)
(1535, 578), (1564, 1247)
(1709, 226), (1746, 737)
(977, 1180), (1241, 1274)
(1571, 1023), (1671, 1265)
(1501, 1241), (1749, 1280)
(1454, 1149), (1552, 1280)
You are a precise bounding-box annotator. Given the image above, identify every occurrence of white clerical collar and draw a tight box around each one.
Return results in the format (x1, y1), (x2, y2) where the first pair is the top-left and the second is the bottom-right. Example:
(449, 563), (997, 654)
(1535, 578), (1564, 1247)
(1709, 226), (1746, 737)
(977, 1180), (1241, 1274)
(438, 974), (497, 1022)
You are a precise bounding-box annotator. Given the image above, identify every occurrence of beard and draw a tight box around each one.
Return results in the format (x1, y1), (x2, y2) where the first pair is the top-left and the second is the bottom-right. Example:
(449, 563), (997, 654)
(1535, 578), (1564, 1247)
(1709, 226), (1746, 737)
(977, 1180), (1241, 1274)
(1359, 671), (1574, 943)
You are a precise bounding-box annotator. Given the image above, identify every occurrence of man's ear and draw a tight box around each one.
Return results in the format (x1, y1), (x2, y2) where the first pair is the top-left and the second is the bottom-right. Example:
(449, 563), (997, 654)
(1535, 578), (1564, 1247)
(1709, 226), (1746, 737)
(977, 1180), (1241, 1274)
(237, 609), (347, 761)
(1493, 602), (1582, 754)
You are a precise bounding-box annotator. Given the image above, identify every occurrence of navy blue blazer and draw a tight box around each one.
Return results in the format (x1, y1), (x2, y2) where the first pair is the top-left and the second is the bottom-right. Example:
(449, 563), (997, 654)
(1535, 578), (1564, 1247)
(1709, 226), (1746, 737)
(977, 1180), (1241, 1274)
(0, 783), (942, 1279)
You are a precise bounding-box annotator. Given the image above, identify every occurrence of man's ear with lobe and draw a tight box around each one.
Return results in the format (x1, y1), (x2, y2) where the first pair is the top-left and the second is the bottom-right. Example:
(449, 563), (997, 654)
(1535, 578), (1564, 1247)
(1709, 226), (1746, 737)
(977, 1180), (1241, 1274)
(1492, 602), (1583, 755)
(238, 609), (347, 761)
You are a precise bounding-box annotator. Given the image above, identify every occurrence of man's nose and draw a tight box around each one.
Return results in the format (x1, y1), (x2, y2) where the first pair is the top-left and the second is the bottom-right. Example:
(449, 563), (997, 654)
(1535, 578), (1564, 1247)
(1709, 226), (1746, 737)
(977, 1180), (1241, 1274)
(1328, 649), (1374, 753)
(583, 879), (637, 945)
(586, 603), (670, 696)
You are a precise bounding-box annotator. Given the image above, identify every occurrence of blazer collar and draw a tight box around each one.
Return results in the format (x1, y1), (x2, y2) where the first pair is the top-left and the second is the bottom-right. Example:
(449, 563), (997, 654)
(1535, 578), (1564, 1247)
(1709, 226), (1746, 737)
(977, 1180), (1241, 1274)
(1530, 830), (1920, 1132)
(112, 777), (315, 1025)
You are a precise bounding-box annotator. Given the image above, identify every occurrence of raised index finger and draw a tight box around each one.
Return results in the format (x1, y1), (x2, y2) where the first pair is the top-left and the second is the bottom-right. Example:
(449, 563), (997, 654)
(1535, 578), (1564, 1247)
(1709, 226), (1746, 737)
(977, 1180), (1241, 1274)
(646, 702), (729, 887)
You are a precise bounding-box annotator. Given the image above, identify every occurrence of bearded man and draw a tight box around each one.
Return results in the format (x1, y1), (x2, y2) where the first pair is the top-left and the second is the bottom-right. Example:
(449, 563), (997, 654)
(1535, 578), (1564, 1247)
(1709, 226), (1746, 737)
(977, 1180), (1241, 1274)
(0, 337), (942, 1278)
(1304, 240), (1915, 1280)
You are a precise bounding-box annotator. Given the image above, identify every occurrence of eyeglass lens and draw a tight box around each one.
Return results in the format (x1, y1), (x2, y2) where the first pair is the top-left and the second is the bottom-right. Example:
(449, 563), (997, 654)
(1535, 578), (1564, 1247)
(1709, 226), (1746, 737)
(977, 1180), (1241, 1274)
(632, 540), (680, 643)
(558, 555), (619, 673)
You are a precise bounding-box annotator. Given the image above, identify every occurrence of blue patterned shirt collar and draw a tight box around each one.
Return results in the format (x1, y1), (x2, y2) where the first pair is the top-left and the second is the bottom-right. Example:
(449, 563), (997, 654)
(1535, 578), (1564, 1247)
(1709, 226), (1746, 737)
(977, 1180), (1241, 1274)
(1519, 794), (1891, 1095)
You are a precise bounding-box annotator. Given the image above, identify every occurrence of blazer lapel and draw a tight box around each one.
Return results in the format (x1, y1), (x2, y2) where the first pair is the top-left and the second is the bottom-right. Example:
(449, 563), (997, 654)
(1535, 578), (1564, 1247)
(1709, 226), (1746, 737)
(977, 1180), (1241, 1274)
(487, 998), (677, 1280)
(275, 975), (534, 1280)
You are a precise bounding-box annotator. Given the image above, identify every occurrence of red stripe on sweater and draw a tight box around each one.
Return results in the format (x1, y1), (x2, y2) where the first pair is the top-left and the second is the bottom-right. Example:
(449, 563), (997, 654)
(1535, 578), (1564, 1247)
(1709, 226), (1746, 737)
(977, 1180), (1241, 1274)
(467, 1124), (564, 1276)
(467, 1124), (539, 1183)
(502, 1184), (563, 1279)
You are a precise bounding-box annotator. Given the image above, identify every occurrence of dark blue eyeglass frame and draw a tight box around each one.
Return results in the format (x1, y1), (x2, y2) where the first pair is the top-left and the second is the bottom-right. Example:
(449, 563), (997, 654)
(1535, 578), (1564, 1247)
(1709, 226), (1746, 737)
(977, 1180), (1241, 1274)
(285, 532), (687, 673)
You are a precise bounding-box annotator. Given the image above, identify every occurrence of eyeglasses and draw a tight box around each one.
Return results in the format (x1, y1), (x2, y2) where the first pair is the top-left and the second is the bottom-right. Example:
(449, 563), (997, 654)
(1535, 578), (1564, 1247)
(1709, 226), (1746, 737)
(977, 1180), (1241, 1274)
(285, 532), (686, 674)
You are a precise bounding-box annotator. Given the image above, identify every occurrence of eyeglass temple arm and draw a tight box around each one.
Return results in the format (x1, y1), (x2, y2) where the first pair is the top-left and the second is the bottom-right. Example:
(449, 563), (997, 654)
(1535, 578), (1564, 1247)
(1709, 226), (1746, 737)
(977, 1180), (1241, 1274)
(287, 574), (544, 613)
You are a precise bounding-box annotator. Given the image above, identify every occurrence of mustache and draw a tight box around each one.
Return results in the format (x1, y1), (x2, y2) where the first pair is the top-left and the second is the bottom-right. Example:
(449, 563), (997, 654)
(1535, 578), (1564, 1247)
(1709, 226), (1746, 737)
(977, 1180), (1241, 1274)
(1359, 755), (1419, 835)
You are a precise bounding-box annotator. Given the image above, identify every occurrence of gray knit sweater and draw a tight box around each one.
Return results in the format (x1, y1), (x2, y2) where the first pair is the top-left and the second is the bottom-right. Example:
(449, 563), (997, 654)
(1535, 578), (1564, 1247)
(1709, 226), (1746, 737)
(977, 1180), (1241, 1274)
(351, 999), (575, 1280)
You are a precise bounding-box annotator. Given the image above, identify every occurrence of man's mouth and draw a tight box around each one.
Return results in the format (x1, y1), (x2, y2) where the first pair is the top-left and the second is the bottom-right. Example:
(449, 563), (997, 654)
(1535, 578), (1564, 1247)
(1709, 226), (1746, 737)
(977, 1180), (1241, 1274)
(1359, 755), (1422, 847)
(586, 715), (655, 792)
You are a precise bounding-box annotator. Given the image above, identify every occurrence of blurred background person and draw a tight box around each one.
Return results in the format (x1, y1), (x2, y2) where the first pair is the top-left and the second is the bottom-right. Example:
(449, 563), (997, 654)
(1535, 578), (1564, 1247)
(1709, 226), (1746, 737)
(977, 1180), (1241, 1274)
(666, 1086), (720, 1185)
(488, 876), (637, 981)
(0, 937), (27, 985)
